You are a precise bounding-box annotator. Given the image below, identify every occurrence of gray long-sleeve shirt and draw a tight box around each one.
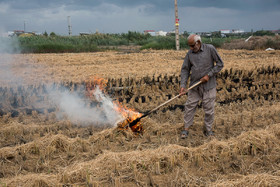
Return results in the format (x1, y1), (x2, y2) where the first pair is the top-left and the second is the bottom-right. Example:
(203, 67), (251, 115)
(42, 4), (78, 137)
(180, 43), (224, 91)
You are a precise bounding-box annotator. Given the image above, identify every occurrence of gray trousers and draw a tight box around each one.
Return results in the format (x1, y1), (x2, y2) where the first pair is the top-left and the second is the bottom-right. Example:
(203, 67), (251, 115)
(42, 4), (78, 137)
(184, 86), (216, 132)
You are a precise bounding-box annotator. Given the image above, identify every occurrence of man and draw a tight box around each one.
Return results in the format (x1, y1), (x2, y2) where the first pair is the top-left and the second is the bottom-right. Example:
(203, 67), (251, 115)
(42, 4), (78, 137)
(180, 34), (224, 138)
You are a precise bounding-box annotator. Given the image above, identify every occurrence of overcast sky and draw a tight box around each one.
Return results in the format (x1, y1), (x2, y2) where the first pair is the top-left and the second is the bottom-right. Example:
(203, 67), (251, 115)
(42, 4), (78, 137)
(0, 0), (280, 35)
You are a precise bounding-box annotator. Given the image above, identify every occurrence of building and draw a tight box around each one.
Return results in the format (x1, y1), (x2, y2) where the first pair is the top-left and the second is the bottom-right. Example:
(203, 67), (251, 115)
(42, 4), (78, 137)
(196, 32), (212, 37)
(232, 29), (245, 34)
(220, 29), (231, 34)
(6, 30), (41, 37)
(220, 29), (245, 34)
(156, 31), (167, 36)
(144, 30), (156, 36)
(271, 30), (280, 34)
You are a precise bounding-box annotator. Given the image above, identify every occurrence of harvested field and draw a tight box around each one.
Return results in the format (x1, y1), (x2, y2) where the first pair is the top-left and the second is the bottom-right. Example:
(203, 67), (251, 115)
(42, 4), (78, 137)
(0, 49), (280, 186)
(1, 49), (279, 85)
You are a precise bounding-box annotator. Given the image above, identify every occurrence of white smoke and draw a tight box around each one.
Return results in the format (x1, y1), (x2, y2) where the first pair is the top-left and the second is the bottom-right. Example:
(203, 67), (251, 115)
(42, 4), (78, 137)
(93, 86), (124, 125)
(48, 85), (124, 126)
(0, 36), (20, 53)
(0, 35), (124, 126)
(0, 37), (22, 86)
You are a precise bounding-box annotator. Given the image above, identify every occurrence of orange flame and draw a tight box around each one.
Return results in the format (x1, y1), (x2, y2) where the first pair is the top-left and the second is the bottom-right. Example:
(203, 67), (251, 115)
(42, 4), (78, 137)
(86, 76), (143, 133)
(114, 101), (143, 133)
(85, 76), (108, 98)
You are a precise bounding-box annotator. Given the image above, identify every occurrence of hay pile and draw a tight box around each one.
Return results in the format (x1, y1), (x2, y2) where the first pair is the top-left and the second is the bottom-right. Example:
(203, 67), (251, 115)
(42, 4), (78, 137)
(2, 123), (279, 186)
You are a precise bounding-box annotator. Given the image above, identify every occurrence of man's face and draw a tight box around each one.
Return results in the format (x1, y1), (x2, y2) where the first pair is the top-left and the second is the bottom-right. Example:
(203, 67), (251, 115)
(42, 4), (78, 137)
(188, 40), (200, 53)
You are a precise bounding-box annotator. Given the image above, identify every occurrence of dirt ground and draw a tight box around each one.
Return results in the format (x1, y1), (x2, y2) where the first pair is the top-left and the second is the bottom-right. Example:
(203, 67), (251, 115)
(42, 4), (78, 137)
(0, 49), (280, 186)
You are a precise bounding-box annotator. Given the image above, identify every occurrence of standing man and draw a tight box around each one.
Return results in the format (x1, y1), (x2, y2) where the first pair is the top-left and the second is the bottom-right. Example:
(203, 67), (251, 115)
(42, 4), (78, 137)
(180, 34), (224, 138)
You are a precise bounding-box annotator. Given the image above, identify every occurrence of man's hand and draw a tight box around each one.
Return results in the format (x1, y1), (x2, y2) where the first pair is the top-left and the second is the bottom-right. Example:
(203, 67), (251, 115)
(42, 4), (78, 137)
(200, 75), (210, 83)
(179, 87), (188, 96)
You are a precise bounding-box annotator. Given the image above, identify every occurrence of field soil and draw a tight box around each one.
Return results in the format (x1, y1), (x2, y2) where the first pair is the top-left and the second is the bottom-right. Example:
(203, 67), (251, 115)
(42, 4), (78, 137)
(0, 49), (280, 186)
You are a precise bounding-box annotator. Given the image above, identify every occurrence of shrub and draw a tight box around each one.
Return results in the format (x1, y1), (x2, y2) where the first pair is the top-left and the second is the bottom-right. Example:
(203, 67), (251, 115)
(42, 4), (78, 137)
(141, 36), (175, 50)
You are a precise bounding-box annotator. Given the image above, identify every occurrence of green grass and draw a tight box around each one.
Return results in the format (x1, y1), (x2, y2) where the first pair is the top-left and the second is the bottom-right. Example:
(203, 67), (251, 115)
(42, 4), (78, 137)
(202, 37), (233, 48)
(18, 36), (99, 53)
(1, 31), (275, 53)
(141, 36), (176, 50)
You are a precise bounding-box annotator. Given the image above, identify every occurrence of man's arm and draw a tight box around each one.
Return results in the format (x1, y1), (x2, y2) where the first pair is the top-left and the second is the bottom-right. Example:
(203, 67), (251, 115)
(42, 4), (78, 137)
(207, 46), (224, 78)
(180, 54), (191, 94)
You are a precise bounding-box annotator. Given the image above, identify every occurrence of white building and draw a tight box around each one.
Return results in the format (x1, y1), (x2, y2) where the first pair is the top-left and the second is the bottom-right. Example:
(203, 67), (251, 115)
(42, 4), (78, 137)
(232, 29), (245, 34)
(220, 29), (245, 34)
(144, 30), (156, 36)
(220, 29), (231, 34)
(156, 31), (167, 36)
(144, 30), (168, 36)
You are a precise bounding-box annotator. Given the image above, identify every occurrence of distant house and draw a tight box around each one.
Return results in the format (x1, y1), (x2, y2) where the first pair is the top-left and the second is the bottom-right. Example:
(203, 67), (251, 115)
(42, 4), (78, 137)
(156, 31), (167, 36)
(34, 32), (42, 36)
(8, 31), (15, 36)
(6, 30), (41, 37)
(232, 29), (245, 34)
(220, 29), (231, 34)
(271, 30), (280, 34)
(196, 32), (212, 37)
(144, 30), (156, 36)
(220, 29), (245, 34)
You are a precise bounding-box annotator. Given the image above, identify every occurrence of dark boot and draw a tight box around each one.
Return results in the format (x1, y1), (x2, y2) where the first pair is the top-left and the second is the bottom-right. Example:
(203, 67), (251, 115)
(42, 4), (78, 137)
(181, 130), (189, 139)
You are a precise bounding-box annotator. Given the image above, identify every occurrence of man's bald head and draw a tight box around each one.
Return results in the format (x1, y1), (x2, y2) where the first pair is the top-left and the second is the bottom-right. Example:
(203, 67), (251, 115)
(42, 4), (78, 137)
(187, 34), (201, 43)
(187, 34), (202, 53)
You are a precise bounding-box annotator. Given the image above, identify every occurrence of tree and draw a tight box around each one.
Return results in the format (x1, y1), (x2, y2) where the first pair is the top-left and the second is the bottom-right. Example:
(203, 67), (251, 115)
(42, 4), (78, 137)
(50, 32), (56, 37)
(43, 31), (48, 37)
(182, 31), (189, 38)
(212, 31), (222, 38)
(254, 30), (274, 36)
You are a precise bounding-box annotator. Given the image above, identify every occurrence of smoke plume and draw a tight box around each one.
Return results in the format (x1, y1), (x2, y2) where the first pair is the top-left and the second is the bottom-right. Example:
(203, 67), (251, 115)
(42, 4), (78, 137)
(0, 37), (22, 86)
(48, 85), (123, 126)
(0, 35), (123, 126)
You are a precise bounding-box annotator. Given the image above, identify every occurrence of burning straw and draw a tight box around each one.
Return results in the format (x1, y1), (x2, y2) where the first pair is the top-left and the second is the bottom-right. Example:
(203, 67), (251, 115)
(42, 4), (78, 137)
(85, 76), (143, 133)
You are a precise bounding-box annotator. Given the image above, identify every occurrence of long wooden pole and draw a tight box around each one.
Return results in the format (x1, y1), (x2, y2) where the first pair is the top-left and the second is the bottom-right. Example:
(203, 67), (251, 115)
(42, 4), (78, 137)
(142, 81), (201, 116)
(175, 0), (180, 50)
(128, 81), (202, 128)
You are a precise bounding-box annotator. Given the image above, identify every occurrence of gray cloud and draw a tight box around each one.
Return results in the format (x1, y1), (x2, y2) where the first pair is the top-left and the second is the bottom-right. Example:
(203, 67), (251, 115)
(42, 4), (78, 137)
(2, 0), (280, 12)
(0, 0), (279, 34)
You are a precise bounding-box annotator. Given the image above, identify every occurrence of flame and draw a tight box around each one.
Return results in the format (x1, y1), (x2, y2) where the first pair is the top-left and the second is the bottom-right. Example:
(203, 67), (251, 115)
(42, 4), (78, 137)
(85, 76), (108, 98)
(114, 101), (143, 133)
(86, 76), (143, 133)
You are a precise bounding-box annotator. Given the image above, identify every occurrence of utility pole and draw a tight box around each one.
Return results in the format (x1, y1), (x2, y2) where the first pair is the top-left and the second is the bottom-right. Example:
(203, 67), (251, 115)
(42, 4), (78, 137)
(67, 16), (72, 36)
(174, 0), (180, 50)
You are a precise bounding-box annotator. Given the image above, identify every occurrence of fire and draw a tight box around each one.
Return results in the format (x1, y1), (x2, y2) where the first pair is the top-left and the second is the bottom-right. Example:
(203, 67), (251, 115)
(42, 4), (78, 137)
(85, 76), (108, 99)
(114, 101), (143, 133)
(85, 76), (143, 133)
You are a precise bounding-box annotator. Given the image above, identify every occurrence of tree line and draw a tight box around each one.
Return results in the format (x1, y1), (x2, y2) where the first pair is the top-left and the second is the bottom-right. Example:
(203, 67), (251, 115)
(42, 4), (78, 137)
(1, 30), (278, 53)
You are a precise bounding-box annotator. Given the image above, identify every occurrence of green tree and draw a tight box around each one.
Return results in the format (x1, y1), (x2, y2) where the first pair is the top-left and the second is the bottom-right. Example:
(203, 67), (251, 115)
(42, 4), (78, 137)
(43, 31), (48, 37)
(212, 31), (222, 38)
(254, 30), (274, 36)
(50, 32), (56, 37)
(182, 31), (189, 38)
